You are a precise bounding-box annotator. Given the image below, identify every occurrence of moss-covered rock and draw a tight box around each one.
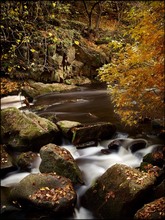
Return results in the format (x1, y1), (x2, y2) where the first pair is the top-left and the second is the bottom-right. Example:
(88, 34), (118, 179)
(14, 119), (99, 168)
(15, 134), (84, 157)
(1, 107), (61, 151)
(22, 81), (77, 99)
(56, 120), (82, 139)
(39, 143), (84, 185)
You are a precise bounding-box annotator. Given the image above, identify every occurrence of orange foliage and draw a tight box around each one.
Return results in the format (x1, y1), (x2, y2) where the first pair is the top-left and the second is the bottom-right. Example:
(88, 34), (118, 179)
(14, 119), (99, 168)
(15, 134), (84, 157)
(98, 1), (164, 126)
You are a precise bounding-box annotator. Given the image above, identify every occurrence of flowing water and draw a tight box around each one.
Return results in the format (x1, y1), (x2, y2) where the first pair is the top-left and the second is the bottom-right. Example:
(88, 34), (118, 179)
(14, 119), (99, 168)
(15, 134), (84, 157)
(1, 82), (164, 219)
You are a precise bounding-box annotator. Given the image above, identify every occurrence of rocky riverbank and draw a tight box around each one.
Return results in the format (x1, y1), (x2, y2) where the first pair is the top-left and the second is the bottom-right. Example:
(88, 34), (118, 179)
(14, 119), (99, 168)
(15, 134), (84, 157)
(1, 107), (165, 219)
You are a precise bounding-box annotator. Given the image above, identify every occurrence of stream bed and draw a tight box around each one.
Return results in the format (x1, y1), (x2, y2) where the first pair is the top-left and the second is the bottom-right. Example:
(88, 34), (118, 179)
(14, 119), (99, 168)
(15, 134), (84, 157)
(1, 82), (164, 219)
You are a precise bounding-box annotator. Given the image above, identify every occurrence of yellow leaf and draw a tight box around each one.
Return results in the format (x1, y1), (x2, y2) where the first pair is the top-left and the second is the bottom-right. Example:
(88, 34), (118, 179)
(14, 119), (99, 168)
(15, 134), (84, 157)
(74, 40), (79, 45)
(30, 48), (36, 53)
(8, 67), (12, 72)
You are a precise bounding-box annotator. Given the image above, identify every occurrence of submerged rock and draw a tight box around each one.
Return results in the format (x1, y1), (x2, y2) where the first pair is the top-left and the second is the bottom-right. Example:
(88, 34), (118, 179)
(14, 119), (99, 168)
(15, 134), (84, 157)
(9, 173), (77, 216)
(39, 143), (84, 185)
(15, 151), (39, 171)
(82, 163), (156, 219)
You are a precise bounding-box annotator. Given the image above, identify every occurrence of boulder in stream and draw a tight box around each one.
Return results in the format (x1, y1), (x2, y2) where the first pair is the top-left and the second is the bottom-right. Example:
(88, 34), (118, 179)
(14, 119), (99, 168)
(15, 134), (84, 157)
(70, 122), (116, 145)
(9, 173), (77, 216)
(39, 143), (84, 185)
(56, 120), (82, 139)
(0, 144), (17, 178)
(134, 197), (165, 219)
(1, 107), (61, 151)
(82, 163), (156, 219)
(57, 120), (116, 146)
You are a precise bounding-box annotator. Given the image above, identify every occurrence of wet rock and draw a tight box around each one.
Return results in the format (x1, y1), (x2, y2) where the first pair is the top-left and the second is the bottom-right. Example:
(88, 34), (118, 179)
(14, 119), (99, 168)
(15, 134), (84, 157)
(153, 180), (165, 199)
(134, 197), (165, 219)
(15, 151), (39, 171)
(82, 164), (156, 219)
(9, 173), (77, 216)
(65, 76), (92, 86)
(1, 107), (61, 151)
(56, 120), (82, 139)
(0, 145), (17, 178)
(37, 112), (58, 124)
(143, 150), (164, 168)
(129, 139), (147, 153)
(101, 149), (112, 154)
(22, 81), (77, 99)
(108, 140), (121, 152)
(158, 130), (165, 140)
(70, 122), (116, 145)
(74, 43), (107, 77)
(107, 138), (147, 153)
(139, 162), (164, 185)
(39, 143), (84, 185)
(76, 140), (98, 149)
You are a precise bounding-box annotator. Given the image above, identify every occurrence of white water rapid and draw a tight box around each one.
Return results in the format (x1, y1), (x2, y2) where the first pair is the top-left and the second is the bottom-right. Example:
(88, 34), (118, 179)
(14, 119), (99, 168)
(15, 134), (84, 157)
(1, 135), (159, 219)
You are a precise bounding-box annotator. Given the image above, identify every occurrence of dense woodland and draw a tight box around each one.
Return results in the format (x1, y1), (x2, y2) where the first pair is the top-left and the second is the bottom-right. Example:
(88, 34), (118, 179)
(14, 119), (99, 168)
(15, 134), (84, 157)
(0, 0), (164, 127)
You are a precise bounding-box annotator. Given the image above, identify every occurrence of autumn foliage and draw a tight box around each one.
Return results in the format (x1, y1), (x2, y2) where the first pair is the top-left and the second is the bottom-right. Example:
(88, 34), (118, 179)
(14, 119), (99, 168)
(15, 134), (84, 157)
(98, 1), (164, 126)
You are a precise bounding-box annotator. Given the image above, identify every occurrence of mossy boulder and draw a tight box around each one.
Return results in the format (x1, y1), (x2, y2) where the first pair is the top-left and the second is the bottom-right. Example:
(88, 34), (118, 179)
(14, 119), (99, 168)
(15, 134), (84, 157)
(22, 81), (77, 99)
(82, 164), (156, 219)
(39, 143), (84, 185)
(1, 107), (61, 151)
(56, 120), (82, 139)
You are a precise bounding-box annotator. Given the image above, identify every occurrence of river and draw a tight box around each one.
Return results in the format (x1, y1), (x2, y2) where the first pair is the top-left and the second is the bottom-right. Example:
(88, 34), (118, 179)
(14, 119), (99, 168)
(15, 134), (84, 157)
(1, 82), (164, 219)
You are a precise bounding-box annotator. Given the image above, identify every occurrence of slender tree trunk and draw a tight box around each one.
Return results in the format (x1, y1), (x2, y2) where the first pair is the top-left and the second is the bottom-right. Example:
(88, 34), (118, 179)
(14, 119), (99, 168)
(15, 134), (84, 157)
(95, 2), (102, 31)
(82, 0), (100, 31)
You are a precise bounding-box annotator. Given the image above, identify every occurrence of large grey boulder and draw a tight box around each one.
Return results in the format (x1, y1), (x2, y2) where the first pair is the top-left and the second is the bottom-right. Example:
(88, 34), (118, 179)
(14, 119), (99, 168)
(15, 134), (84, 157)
(82, 164), (156, 219)
(39, 143), (84, 185)
(1, 107), (61, 151)
(9, 173), (77, 216)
